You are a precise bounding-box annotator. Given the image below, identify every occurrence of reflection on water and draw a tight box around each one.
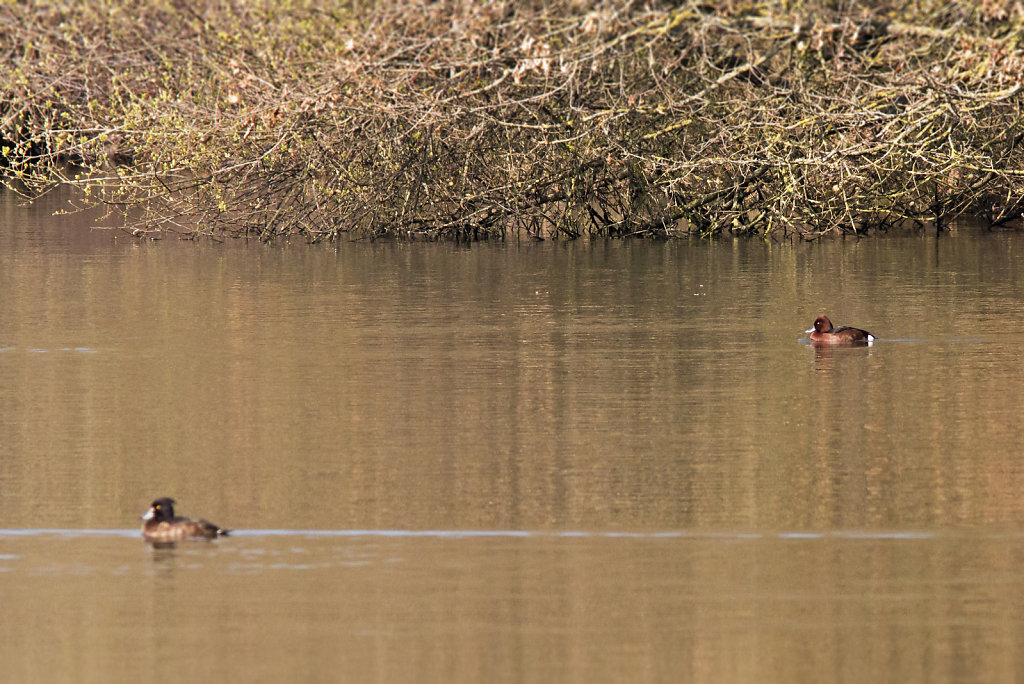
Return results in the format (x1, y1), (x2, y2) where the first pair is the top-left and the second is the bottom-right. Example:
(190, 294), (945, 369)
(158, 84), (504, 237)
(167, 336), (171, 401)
(0, 347), (97, 353)
(4, 187), (1024, 681)
(2, 531), (1024, 682)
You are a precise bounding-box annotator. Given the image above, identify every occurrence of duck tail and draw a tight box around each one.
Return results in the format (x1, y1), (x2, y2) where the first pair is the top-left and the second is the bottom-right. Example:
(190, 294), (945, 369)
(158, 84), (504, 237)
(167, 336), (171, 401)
(196, 519), (230, 538)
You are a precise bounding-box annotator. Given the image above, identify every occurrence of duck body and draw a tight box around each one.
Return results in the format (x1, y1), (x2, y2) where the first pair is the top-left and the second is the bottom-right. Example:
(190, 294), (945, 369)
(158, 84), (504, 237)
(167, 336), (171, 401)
(141, 497), (229, 542)
(806, 315), (875, 345)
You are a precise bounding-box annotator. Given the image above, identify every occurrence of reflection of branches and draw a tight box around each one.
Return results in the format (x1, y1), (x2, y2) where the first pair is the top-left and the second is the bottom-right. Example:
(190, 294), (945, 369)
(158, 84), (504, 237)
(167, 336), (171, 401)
(2, 1), (1023, 240)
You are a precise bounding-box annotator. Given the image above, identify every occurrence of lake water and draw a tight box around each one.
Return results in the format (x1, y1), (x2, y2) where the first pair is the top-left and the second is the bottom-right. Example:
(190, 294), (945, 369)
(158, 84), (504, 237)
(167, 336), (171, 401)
(2, 187), (1024, 682)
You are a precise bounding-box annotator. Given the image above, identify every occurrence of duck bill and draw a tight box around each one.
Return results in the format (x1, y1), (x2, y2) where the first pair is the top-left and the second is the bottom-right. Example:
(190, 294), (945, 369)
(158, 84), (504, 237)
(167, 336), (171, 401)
(805, 327), (814, 333)
(141, 508), (155, 521)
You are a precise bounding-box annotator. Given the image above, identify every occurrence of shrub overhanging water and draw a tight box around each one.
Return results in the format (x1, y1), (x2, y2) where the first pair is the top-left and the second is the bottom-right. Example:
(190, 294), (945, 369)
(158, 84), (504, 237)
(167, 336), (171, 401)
(2, 1), (1023, 240)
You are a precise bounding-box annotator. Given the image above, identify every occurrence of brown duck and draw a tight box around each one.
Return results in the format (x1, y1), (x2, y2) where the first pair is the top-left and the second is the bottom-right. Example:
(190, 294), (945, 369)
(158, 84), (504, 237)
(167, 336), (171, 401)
(141, 497), (229, 542)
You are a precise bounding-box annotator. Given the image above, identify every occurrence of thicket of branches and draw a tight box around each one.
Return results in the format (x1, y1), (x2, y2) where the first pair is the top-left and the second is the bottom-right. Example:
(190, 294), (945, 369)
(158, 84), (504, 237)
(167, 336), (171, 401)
(2, 0), (1023, 240)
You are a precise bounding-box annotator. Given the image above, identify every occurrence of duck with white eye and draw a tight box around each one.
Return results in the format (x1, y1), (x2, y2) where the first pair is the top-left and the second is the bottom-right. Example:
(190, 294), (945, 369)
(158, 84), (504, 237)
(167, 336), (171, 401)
(805, 315), (875, 346)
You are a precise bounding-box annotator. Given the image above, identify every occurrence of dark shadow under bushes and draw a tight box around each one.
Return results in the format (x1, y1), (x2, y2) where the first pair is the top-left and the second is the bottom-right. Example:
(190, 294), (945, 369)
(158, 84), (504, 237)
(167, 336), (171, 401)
(2, 0), (1023, 241)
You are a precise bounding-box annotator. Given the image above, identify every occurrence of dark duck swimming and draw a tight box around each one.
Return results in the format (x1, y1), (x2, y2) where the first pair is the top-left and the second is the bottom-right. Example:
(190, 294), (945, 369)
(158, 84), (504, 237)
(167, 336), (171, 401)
(806, 315), (875, 345)
(140, 497), (229, 542)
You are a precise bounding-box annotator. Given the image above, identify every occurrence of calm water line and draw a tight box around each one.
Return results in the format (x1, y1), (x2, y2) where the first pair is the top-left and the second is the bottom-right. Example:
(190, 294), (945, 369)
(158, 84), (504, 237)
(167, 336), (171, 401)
(4, 188), (1024, 682)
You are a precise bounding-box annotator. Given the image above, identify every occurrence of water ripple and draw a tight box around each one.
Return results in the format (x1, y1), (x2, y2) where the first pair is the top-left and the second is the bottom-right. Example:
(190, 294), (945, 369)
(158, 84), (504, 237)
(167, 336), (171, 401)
(0, 528), (951, 540)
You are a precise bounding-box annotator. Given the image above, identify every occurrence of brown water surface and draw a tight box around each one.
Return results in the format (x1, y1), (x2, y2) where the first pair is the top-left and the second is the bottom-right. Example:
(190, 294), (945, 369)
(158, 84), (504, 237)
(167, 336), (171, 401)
(2, 188), (1024, 682)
